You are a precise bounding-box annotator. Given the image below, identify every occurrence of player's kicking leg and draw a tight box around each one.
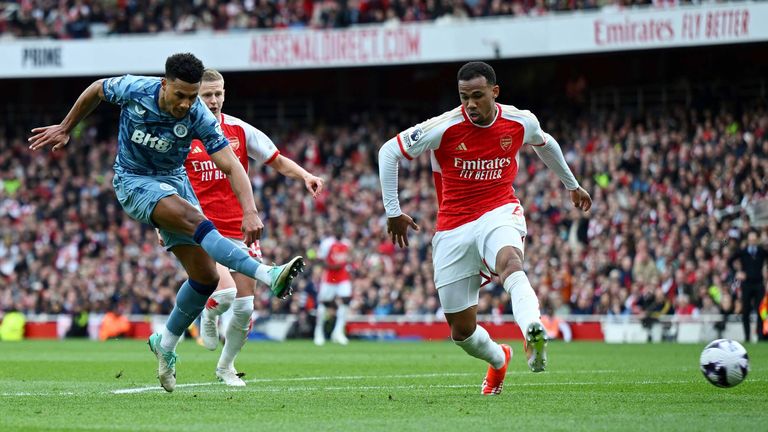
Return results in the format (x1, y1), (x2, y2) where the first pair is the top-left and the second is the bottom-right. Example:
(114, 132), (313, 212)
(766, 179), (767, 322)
(152, 195), (305, 299)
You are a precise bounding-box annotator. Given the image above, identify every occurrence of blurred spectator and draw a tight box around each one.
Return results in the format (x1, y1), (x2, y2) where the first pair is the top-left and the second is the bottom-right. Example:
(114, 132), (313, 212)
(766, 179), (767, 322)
(66, 307), (90, 338)
(713, 292), (735, 339)
(728, 231), (768, 342)
(0, 306), (26, 341)
(98, 302), (131, 340)
(674, 294), (696, 316)
(640, 286), (672, 340)
(541, 313), (572, 342)
(0, 0), (677, 39)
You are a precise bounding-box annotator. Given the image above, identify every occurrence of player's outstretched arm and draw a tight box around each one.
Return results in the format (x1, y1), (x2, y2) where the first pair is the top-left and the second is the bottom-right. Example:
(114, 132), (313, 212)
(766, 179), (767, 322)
(210, 145), (264, 245)
(268, 155), (324, 198)
(378, 138), (420, 247)
(531, 133), (592, 212)
(28, 79), (106, 152)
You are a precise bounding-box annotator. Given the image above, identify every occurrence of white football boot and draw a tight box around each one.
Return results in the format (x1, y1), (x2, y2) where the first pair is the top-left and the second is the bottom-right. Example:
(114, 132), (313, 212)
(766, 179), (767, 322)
(216, 368), (246, 387)
(330, 331), (349, 346)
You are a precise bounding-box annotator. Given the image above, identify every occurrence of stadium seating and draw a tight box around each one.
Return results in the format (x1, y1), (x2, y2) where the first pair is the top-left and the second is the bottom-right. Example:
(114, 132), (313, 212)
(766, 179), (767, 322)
(1, 104), (765, 330)
(1, 0), (699, 39)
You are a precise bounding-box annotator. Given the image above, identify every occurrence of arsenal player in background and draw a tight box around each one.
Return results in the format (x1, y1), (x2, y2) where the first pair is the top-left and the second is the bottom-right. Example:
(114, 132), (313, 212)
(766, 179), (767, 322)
(314, 224), (353, 346)
(378, 61), (592, 395)
(185, 69), (324, 387)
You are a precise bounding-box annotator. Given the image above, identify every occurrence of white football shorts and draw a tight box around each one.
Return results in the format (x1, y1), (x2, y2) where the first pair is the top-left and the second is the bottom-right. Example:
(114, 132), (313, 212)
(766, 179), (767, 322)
(318, 280), (353, 302)
(432, 203), (527, 313)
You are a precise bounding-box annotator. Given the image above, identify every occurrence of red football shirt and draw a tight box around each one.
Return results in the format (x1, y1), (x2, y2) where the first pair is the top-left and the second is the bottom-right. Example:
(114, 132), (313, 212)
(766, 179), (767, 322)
(318, 237), (351, 283)
(395, 104), (547, 231)
(185, 113), (279, 238)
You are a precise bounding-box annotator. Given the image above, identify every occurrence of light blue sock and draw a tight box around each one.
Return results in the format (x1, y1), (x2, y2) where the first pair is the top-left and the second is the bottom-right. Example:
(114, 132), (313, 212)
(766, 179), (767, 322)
(165, 279), (217, 336)
(193, 220), (259, 278)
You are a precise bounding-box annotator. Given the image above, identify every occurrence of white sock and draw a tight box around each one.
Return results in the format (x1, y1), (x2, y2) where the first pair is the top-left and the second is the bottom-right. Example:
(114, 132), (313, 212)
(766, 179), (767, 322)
(332, 303), (348, 336)
(254, 263), (273, 285)
(454, 325), (505, 369)
(503, 271), (542, 334)
(160, 326), (181, 352)
(206, 287), (237, 318)
(218, 296), (254, 371)
(315, 303), (327, 339)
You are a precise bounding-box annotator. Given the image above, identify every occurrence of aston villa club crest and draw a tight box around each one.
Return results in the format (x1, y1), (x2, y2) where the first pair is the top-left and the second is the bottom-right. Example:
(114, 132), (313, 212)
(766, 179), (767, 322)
(500, 135), (513, 152)
(173, 124), (188, 138)
(229, 136), (240, 151)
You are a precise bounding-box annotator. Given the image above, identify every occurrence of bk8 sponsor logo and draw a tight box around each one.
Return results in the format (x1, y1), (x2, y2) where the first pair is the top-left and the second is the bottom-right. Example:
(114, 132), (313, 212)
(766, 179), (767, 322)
(130, 129), (172, 153)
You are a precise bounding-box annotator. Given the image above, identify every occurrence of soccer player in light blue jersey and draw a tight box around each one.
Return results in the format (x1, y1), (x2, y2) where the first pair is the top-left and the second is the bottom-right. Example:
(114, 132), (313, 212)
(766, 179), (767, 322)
(28, 53), (305, 393)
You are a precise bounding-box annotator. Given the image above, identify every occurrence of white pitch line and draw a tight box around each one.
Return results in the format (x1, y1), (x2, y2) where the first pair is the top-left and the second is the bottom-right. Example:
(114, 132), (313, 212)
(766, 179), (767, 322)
(110, 370), (629, 395)
(4, 369), (746, 397)
(111, 370), (748, 395)
(0, 379), (728, 397)
(0, 391), (76, 397)
(111, 372), (476, 394)
(115, 378), (757, 396)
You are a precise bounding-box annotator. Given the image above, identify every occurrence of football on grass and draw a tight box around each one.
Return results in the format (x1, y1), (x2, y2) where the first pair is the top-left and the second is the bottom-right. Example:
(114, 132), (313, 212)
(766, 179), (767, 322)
(699, 339), (749, 388)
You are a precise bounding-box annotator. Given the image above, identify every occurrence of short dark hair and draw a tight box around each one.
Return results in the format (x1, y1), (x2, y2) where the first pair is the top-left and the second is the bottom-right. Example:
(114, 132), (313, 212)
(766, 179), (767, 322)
(165, 53), (204, 84)
(457, 61), (496, 85)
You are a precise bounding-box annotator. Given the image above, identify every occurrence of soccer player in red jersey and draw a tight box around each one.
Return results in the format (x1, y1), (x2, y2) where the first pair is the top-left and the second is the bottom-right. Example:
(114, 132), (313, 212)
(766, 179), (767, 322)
(186, 69), (324, 386)
(314, 224), (353, 346)
(378, 62), (592, 395)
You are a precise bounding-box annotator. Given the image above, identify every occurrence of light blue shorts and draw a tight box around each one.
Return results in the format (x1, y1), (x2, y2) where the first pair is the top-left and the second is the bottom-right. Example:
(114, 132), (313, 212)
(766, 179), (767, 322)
(112, 168), (202, 250)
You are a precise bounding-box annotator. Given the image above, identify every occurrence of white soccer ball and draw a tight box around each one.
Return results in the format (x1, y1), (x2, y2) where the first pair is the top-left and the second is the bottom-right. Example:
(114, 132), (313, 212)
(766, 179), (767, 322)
(699, 339), (749, 388)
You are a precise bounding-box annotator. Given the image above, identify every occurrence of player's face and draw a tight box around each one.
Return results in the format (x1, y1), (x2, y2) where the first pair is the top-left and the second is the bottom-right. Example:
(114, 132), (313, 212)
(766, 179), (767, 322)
(162, 78), (201, 119)
(199, 80), (225, 119)
(458, 76), (499, 126)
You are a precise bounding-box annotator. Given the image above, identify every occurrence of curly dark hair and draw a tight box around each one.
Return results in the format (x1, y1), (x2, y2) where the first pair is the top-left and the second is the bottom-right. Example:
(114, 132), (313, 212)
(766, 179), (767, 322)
(165, 53), (204, 84)
(457, 61), (496, 85)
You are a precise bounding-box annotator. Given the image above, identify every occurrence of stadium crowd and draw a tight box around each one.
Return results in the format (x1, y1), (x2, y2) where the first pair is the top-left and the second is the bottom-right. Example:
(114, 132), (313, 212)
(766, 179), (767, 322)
(1, 101), (767, 329)
(0, 0), (719, 39)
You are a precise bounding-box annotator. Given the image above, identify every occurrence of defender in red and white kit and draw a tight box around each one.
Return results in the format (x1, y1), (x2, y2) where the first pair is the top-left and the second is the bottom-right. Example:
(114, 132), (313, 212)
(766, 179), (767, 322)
(186, 69), (324, 386)
(314, 224), (353, 346)
(378, 62), (592, 395)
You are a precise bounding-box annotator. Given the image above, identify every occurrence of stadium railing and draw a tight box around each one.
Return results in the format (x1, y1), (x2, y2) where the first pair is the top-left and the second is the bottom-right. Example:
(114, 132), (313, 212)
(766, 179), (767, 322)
(5, 313), (750, 344)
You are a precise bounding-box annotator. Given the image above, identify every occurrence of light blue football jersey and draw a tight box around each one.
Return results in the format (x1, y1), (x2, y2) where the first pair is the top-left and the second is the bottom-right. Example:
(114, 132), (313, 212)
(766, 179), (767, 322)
(102, 74), (228, 175)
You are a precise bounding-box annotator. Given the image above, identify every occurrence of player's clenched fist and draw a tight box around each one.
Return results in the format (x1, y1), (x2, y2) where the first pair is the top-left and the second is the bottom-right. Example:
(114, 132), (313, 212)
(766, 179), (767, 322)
(241, 210), (264, 245)
(387, 213), (420, 248)
(570, 187), (592, 212)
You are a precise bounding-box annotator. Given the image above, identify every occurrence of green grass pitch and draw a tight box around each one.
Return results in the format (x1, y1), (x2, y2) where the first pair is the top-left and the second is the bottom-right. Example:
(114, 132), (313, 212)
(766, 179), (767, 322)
(1, 339), (766, 431)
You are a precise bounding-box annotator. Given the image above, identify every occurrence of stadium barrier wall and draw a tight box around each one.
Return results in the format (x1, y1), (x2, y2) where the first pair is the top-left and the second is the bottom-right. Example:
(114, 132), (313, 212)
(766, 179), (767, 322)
(0, 314), (750, 343)
(0, 2), (765, 78)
